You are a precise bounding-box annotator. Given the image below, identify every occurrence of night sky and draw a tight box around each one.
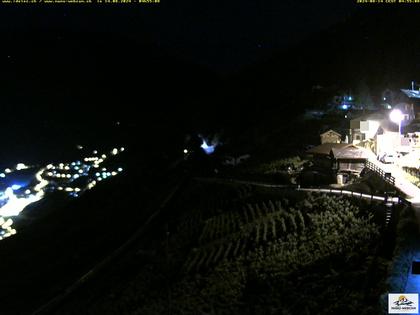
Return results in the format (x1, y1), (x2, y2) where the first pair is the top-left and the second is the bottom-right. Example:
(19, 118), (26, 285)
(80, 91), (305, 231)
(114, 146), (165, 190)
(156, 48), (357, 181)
(0, 1), (356, 73)
(134, 0), (356, 71)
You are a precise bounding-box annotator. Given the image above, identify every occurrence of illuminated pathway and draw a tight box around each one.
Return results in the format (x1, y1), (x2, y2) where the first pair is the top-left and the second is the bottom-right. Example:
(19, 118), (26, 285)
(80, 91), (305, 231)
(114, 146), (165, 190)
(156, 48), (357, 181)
(0, 147), (125, 241)
(358, 148), (420, 204)
(359, 149), (420, 295)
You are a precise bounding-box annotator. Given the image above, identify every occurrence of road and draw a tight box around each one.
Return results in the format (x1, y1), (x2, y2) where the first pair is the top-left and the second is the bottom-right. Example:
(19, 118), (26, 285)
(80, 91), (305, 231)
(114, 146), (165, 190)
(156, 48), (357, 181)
(371, 159), (420, 203)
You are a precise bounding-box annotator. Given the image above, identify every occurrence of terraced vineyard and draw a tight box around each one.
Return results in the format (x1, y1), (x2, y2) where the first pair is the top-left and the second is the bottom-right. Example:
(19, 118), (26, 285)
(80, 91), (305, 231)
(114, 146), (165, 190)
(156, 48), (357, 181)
(79, 181), (388, 315)
(183, 193), (379, 276)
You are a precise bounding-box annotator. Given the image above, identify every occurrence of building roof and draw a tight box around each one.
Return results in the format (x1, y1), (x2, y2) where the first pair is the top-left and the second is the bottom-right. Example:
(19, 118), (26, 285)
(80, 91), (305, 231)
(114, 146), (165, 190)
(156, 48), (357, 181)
(331, 146), (369, 160)
(401, 89), (420, 99)
(307, 143), (369, 160)
(320, 129), (341, 137)
(307, 143), (350, 155)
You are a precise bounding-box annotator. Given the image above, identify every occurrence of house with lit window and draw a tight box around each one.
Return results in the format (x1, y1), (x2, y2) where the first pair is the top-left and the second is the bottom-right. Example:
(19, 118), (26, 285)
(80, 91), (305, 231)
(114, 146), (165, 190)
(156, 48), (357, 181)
(393, 103), (416, 122)
(349, 113), (383, 144)
(375, 123), (400, 156)
(400, 132), (420, 152)
(399, 87), (420, 119)
(349, 112), (402, 156)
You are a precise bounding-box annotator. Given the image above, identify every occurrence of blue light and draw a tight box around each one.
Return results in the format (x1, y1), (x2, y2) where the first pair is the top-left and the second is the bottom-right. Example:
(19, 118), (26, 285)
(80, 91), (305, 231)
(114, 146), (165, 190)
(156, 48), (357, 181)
(348, 96), (352, 101)
(200, 139), (215, 155)
(11, 184), (21, 191)
(341, 104), (349, 110)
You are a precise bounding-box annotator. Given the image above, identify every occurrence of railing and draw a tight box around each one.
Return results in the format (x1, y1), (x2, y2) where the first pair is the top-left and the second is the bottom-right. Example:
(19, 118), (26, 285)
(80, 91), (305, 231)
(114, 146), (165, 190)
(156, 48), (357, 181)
(365, 160), (395, 186)
(363, 162), (413, 207)
(297, 187), (403, 205)
(196, 177), (408, 205)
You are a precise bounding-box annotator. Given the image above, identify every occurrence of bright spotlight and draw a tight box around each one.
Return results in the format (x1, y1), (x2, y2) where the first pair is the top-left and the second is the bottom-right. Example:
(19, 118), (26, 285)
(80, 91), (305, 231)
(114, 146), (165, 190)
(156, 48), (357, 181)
(389, 109), (404, 135)
(389, 109), (403, 124)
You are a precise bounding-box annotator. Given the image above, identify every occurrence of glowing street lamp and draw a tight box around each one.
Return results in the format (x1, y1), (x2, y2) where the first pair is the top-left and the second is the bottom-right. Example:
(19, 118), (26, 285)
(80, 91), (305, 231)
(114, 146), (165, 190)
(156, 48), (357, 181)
(389, 109), (404, 136)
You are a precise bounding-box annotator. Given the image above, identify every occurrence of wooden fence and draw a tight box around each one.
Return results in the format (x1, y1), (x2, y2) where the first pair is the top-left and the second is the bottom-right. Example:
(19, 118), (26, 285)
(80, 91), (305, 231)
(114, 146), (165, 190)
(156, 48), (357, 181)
(365, 160), (395, 186)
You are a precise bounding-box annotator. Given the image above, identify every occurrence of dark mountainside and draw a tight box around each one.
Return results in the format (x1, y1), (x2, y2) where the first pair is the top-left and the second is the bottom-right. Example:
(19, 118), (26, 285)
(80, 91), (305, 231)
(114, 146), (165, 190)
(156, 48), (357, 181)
(0, 26), (230, 164)
(2, 7), (420, 158)
(212, 7), (420, 157)
(232, 7), (420, 112)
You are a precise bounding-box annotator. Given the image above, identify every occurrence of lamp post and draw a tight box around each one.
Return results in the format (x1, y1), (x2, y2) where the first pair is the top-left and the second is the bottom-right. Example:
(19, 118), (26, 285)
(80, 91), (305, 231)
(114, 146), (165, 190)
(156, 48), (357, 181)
(389, 109), (403, 137)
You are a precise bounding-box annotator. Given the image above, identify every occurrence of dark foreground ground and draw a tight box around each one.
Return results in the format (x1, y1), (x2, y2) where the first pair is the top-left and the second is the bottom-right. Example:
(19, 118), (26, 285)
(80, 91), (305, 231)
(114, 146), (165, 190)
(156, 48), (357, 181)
(0, 118), (193, 314)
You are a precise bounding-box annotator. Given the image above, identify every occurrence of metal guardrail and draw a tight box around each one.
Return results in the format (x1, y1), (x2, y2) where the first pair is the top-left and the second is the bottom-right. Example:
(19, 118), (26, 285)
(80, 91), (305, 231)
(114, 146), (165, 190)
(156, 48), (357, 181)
(196, 177), (408, 205)
(365, 160), (395, 186)
(297, 187), (402, 204)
